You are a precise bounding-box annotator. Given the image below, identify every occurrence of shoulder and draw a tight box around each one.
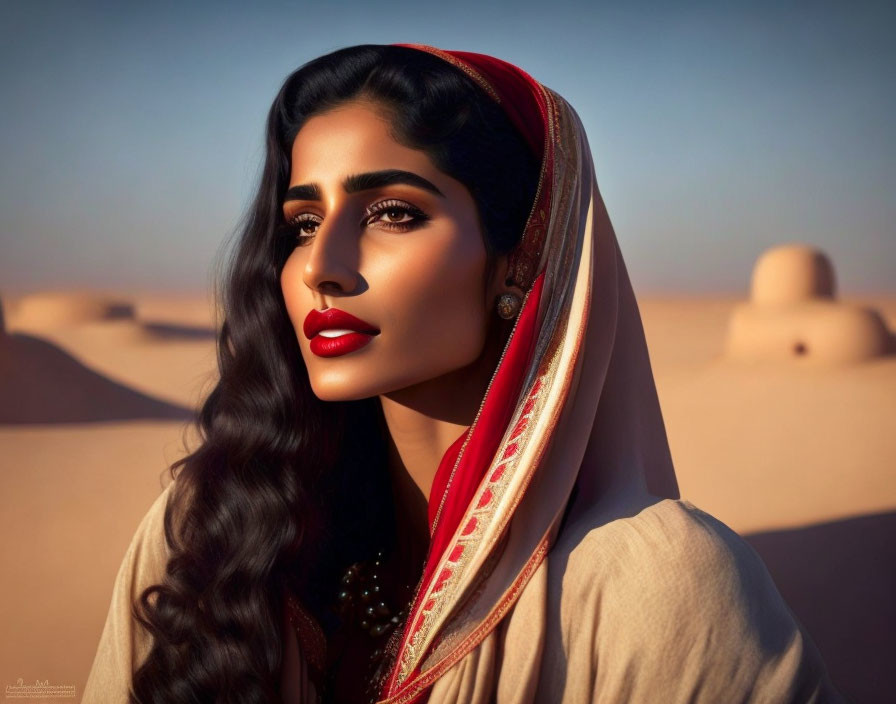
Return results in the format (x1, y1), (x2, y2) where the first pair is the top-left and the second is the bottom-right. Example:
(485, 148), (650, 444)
(107, 479), (177, 608)
(556, 498), (789, 636)
(547, 499), (843, 702)
(135, 479), (176, 539)
(82, 480), (178, 702)
(558, 498), (767, 600)
(551, 500), (749, 630)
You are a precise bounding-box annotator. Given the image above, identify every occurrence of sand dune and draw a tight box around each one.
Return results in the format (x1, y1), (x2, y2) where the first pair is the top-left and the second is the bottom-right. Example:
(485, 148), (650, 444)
(3, 290), (137, 328)
(3, 291), (218, 409)
(0, 331), (194, 424)
(3, 289), (217, 330)
(0, 264), (893, 702)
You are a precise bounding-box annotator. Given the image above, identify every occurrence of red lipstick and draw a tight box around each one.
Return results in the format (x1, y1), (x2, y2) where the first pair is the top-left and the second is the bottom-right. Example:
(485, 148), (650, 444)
(303, 308), (380, 358)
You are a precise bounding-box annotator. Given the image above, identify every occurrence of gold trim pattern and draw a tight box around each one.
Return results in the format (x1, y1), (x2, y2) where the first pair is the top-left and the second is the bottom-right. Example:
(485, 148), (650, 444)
(378, 537), (550, 704)
(508, 84), (556, 291)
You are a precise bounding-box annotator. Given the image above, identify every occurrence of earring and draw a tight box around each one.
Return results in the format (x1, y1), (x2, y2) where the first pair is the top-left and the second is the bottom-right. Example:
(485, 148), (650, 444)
(496, 292), (522, 320)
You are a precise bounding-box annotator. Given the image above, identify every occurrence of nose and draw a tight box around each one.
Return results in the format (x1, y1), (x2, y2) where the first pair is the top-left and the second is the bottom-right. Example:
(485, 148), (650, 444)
(301, 210), (361, 297)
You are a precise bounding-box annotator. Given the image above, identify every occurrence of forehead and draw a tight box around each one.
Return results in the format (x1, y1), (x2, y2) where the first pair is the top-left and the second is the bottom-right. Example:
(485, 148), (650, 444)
(289, 102), (437, 182)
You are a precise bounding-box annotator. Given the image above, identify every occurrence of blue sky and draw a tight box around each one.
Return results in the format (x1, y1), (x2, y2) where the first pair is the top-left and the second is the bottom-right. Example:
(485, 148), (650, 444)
(1, 0), (893, 295)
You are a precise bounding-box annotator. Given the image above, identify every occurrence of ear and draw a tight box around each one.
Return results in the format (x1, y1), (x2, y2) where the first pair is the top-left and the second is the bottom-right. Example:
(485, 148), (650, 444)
(488, 253), (526, 303)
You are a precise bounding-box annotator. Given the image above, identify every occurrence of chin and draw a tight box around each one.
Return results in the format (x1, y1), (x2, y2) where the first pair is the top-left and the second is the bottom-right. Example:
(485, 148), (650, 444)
(306, 365), (433, 403)
(308, 375), (377, 403)
(305, 367), (396, 402)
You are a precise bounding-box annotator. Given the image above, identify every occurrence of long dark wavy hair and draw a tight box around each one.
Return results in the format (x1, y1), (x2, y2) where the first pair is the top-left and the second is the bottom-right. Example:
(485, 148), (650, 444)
(130, 44), (540, 703)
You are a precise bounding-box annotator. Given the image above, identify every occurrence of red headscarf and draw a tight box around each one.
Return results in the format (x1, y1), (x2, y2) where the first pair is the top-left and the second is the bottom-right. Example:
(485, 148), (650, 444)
(289, 43), (680, 704)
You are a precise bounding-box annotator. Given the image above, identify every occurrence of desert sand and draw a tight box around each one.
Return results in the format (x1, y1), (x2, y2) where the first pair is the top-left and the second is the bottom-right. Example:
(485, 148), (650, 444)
(1, 248), (893, 702)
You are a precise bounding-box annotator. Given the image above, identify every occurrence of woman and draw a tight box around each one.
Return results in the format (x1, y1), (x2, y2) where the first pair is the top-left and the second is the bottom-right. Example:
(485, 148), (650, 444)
(83, 44), (843, 703)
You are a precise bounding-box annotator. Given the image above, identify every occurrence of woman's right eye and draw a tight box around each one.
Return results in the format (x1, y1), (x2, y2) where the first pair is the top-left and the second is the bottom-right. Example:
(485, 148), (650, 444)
(285, 214), (321, 244)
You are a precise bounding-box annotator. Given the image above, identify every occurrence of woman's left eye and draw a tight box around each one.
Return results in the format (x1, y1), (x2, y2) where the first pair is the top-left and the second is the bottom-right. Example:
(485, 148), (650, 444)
(364, 199), (430, 231)
(373, 207), (412, 224)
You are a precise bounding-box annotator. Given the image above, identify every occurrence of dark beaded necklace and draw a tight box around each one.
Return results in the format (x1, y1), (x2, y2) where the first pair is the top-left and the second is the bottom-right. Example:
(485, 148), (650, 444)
(335, 549), (411, 640)
(321, 549), (421, 704)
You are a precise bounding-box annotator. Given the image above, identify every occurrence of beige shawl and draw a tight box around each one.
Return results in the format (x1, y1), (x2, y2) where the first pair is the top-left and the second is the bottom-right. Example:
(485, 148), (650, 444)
(83, 45), (844, 703)
(82, 473), (843, 702)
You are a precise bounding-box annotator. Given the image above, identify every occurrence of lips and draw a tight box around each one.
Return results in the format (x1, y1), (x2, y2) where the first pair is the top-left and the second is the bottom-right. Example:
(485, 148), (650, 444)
(303, 308), (380, 339)
(303, 308), (380, 358)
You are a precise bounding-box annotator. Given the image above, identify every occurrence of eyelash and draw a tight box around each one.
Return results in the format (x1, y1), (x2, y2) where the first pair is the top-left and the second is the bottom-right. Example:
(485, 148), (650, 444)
(282, 199), (431, 245)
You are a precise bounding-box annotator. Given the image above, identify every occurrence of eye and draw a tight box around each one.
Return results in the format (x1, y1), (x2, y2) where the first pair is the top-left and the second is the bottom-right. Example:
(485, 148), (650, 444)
(288, 214), (321, 236)
(364, 199), (430, 232)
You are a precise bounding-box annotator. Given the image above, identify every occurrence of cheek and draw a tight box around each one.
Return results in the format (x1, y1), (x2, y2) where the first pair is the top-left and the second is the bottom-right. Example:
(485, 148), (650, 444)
(277, 223), (491, 398)
(376, 233), (488, 359)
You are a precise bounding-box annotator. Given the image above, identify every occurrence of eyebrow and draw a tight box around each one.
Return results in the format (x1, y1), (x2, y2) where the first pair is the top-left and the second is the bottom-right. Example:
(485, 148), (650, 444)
(283, 169), (445, 202)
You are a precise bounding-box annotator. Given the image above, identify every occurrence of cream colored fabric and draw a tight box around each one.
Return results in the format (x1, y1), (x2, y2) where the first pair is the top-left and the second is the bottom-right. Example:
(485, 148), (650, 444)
(82, 482), (173, 703)
(440, 497), (843, 703)
(83, 479), (843, 702)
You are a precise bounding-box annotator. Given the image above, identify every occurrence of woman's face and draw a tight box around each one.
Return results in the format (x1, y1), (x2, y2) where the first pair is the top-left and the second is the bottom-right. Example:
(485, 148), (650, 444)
(280, 100), (506, 402)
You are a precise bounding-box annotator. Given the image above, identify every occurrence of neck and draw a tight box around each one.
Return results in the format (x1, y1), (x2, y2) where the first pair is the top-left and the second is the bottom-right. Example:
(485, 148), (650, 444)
(377, 325), (505, 565)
